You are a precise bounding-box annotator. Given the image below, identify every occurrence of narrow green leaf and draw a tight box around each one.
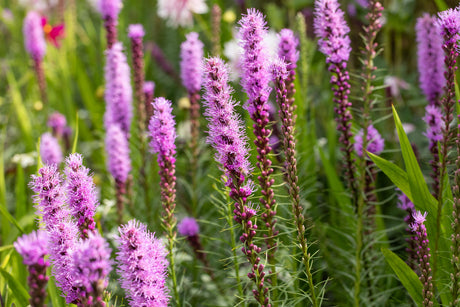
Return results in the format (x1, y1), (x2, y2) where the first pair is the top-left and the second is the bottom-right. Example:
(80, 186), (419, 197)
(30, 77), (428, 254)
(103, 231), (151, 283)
(0, 245), (13, 252)
(72, 112), (79, 154)
(0, 203), (24, 234)
(0, 267), (30, 306)
(15, 165), (26, 220)
(367, 152), (411, 200)
(382, 248), (424, 306)
(47, 268), (66, 307)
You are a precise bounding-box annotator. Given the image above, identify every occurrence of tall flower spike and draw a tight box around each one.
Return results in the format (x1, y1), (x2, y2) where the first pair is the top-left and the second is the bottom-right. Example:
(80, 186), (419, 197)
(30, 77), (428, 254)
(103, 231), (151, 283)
(397, 191), (417, 270)
(238, 10), (279, 282)
(144, 81), (155, 124)
(435, 8), (460, 284)
(40, 132), (63, 166)
(180, 32), (204, 190)
(64, 153), (98, 238)
(14, 230), (50, 307)
(202, 57), (270, 306)
(23, 11), (47, 102)
(278, 29), (299, 103)
(411, 211), (434, 307)
(117, 220), (170, 307)
(104, 42), (133, 136)
(314, 0), (356, 198)
(416, 14), (445, 107)
(271, 57), (318, 306)
(423, 105), (443, 196)
(105, 124), (131, 223)
(47, 219), (80, 304)
(71, 233), (112, 306)
(97, 0), (122, 48)
(128, 24), (146, 132)
(148, 97), (179, 305)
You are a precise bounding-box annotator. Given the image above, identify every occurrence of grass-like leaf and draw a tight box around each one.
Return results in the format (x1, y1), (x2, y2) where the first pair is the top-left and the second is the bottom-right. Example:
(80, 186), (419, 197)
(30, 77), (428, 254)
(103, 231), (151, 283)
(0, 266), (30, 306)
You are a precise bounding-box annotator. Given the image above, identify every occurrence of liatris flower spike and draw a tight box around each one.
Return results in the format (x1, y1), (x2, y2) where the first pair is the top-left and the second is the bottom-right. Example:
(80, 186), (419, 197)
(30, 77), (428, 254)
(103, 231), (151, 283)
(148, 97), (179, 304)
(416, 14), (445, 107)
(353, 125), (384, 157)
(23, 11), (47, 103)
(64, 153), (98, 238)
(278, 28), (299, 100)
(180, 32), (204, 178)
(238, 9), (278, 269)
(128, 24), (146, 131)
(97, 0), (122, 48)
(314, 0), (356, 198)
(144, 81), (155, 124)
(411, 211), (434, 307)
(178, 217), (200, 237)
(40, 132), (63, 166)
(14, 230), (49, 307)
(71, 233), (112, 306)
(104, 42), (132, 136)
(271, 57), (318, 305)
(105, 124), (131, 223)
(117, 220), (170, 306)
(202, 57), (270, 306)
(423, 105), (443, 195)
(47, 112), (67, 137)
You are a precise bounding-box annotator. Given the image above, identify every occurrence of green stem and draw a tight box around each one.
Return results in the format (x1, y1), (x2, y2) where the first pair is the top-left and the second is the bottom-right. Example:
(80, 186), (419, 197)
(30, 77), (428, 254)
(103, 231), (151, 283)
(227, 200), (245, 305)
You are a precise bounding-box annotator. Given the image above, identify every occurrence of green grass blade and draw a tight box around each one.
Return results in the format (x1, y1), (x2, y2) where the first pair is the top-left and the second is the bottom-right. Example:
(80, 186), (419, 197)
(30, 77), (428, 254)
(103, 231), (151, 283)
(0, 267), (30, 306)
(72, 112), (79, 154)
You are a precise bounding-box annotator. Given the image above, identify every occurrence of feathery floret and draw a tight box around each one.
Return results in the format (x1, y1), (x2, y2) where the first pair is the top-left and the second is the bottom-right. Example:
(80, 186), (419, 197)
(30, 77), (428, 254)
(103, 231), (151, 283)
(149, 98), (176, 157)
(178, 217), (200, 237)
(354, 125), (384, 157)
(180, 32), (204, 94)
(23, 11), (46, 61)
(105, 124), (131, 184)
(40, 132), (63, 165)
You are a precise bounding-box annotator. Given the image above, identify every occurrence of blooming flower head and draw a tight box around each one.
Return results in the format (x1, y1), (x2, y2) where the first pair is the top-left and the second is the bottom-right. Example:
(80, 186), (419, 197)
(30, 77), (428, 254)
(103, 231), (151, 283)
(144, 81), (155, 97)
(354, 125), (384, 157)
(278, 29), (299, 73)
(47, 112), (67, 136)
(238, 9), (272, 115)
(202, 57), (252, 180)
(178, 217), (200, 237)
(397, 192), (414, 212)
(23, 11), (46, 61)
(104, 42), (133, 135)
(117, 220), (170, 306)
(411, 211), (428, 232)
(180, 32), (204, 94)
(416, 14), (445, 105)
(71, 233), (112, 296)
(41, 17), (65, 47)
(158, 0), (208, 27)
(313, 0), (351, 63)
(30, 164), (68, 228)
(64, 153), (98, 237)
(97, 0), (122, 19)
(437, 7), (460, 40)
(40, 132), (63, 165)
(14, 230), (48, 266)
(149, 97), (176, 157)
(423, 105), (443, 143)
(128, 24), (145, 39)
(105, 124), (131, 184)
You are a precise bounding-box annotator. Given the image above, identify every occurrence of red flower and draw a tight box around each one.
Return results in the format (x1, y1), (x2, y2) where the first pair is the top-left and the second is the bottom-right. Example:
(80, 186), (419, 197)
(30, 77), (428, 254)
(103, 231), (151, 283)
(41, 17), (65, 47)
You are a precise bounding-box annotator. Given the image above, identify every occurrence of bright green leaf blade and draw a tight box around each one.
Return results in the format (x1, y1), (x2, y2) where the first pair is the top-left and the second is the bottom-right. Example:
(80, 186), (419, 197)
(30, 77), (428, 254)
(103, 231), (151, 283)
(367, 152), (411, 200)
(382, 248), (425, 306)
(72, 112), (79, 154)
(434, 0), (448, 11)
(0, 267), (30, 306)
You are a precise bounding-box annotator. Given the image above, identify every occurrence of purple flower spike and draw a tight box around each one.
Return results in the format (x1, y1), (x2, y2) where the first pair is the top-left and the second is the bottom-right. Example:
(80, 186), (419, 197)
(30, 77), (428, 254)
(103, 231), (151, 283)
(416, 14), (445, 107)
(423, 105), (443, 144)
(117, 220), (170, 307)
(71, 233), (112, 306)
(47, 220), (80, 304)
(144, 81), (155, 124)
(30, 164), (68, 229)
(149, 98), (176, 157)
(23, 11), (46, 61)
(64, 153), (98, 238)
(180, 32), (204, 94)
(353, 125), (384, 157)
(278, 29), (299, 75)
(238, 9), (272, 116)
(40, 132), (63, 166)
(47, 112), (67, 137)
(106, 124), (131, 184)
(14, 230), (50, 307)
(314, 0), (351, 64)
(97, 0), (122, 48)
(178, 217), (200, 237)
(203, 57), (270, 306)
(411, 211), (434, 307)
(104, 42), (133, 136)
(128, 24), (145, 39)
